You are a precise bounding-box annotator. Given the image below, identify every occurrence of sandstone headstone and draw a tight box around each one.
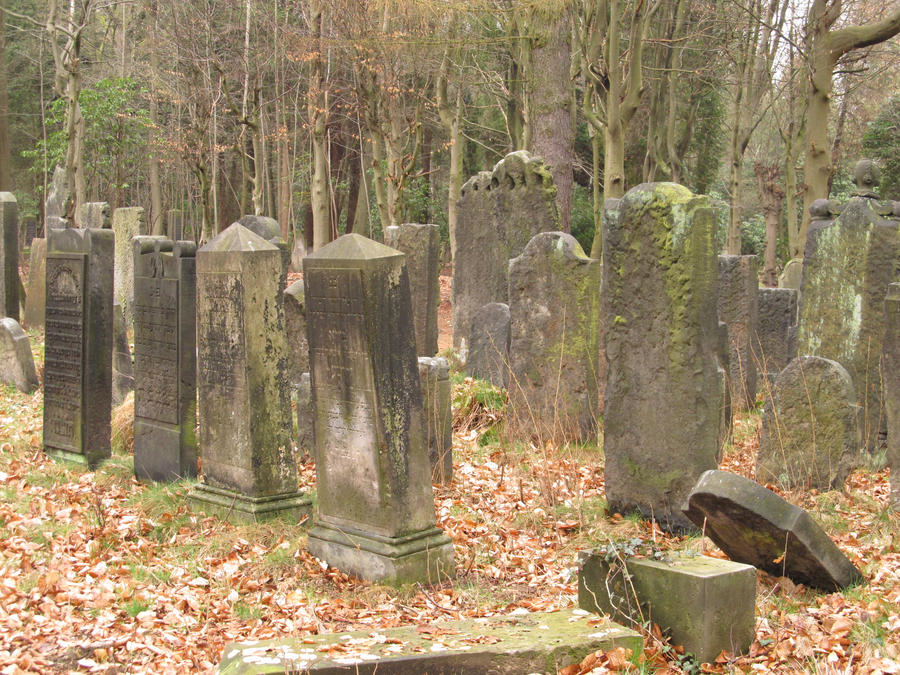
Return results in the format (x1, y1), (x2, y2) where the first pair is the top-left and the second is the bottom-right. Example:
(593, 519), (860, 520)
(756, 288), (799, 388)
(112, 207), (147, 323)
(111, 303), (134, 407)
(882, 283), (900, 508)
(23, 238), (46, 328)
(779, 258), (803, 291)
(303, 233), (454, 585)
(75, 201), (110, 229)
(419, 356), (452, 484)
(385, 223), (440, 356)
(24, 217), (36, 247)
(718, 255), (758, 411)
(0, 193), (18, 321)
(295, 372), (314, 460)
(452, 150), (558, 351)
(44, 165), (69, 232)
(603, 183), (720, 531)
(166, 209), (184, 241)
(283, 279), (308, 388)
(466, 302), (510, 388)
(237, 215), (289, 293)
(507, 231), (602, 443)
(0, 317), (38, 393)
(289, 230), (306, 272)
(683, 469), (864, 590)
(43, 227), (114, 468)
(190, 224), (310, 522)
(133, 237), (198, 482)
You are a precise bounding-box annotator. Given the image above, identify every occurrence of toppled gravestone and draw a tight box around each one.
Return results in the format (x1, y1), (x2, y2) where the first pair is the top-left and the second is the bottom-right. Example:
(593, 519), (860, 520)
(755, 288), (798, 388)
(0, 317), (39, 393)
(465, 302), (510, 388)
(682, 469), (863, 591)
(757, 356), (858, 490)
(884, 283), (900, 509)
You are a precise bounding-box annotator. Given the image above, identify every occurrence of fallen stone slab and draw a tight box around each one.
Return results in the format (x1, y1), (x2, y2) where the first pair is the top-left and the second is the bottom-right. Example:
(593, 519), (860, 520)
(216, 609), (641, 674)
(682, 470), (863, 591)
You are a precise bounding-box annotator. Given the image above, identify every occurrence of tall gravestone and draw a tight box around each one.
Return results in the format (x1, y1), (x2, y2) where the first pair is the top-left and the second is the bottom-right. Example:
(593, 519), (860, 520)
(190, 224), (309, 521)
(507, 231), (602, 443)
(384, 223), (440, 356)
(113, 207), (147, 323)
(283, 279), (308, 388)
(43, 227), (114, 468)
(717, 255), (759, 411)
(304, 234), (454, 585)
(23, 238), (47, 328)
(111, 303), (134, 406)
(75, 202), (110, 229)
(44, 165), (69, 232)
(603, 183), (719, 531)
(0, 193), (18, 321)
(419, 356), (452, 485)
(452, 150), (558, 351)
(884, 283), (900, 508)
(237, 215), (289, 294)
(756, 288), (798, 388)
(166, 209), (184, 242)
(133, 236), (198, 482)
(798, 160), (900, 449)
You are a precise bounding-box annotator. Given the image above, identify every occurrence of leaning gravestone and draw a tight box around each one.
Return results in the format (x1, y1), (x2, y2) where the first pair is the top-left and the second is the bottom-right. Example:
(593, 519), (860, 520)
(683, 469), (863, 590)
(756, 288), (798, 388)
(303, 233), (454, 585)
(44, 165), (69, 232)
(466, 302), (510, 388)
(190, 224), (309, 521)
(419, 356), (452, 484)
(133, 236), (198, 482)
(779, 258), (803, 291)
(717, 255), (758, 411)
(283, 279), (308, 388)
(603, 183), (720, 531)
(0, 192), (19, 321)
(883, 283), (900, 509)
(75, 201), (110, 229)
(43, 227), (114, 468)
(112, 207), (147, 323)
(452, 150), (558, 351)
(385, 223), (440, 356)
(798, 160), (900, 450)
(758, 356), (858, 490)
(507, 231), (602, 443)
(23, 238), (46, 328)
(0, 317), (38, 393)
(111, 303), (134, 406)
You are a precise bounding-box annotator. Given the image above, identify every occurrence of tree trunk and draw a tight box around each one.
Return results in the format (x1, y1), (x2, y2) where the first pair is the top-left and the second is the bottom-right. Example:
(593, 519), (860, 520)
(147, 1), (163, 235)
(0, 0), (11, 191)
(754, 162), (784, 287)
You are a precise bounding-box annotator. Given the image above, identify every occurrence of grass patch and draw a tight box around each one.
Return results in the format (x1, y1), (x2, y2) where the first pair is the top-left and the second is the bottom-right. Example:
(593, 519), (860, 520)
(123, 598), (153, 618)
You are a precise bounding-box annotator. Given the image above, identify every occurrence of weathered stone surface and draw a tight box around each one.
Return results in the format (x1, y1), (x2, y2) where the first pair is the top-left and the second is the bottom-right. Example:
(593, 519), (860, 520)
(419, 356), (452, 484)
(166, 209), (184, 241)
(237, 215), (289, 293)
(452, 151), (558, 351)
(718, 255), (758, 411)
(578, 551), (755, 663)
(23, 238), (46, 328)
(111, 303), (134, 407)
(217, 609), (642, 675)
(0, 317), (38, 393)
(112, 207), (147, 323)
(303, 233), (454, 585)
(0, 193), (19, 321)
(755, 288), (798, 388)
(190, 224), (310, 522)
(44, 165), (69, 232)
(883, 283), (900, 508)
(603, 183), (720, 531)
(715, 321), (732, 456)
(133, 237), (198, 482)
(683, 469), (863, 590)
(385, 223), (440, 356)
(24, 216), (36, 247)
(289, 230), (306, 272)
(74, 202), (110, 229)
(295, 372), (314, 460)
(779, 258), (803, 291)
(283, 279), (308, 388)
(507, 231), (602, 443)
(43, 227), (114, 468)
(466, 302), (510, 388)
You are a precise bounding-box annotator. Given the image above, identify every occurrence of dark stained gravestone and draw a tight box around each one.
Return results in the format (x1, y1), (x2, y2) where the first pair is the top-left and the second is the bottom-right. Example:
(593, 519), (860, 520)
(683, 470), (863, 591)
(0, 317), (39, 393)
(75, 201), (110, 229)
(112, 207), (147, 324)
(507, 231), (602, 444)
(717, 255), (758, 411)
(295, 372), (314, 460)
(111, 302), (134, 407)
(166, 209), (184, 242)
(0, 192), (19, 321)
(43, 227), (114, 468)
(418, 356), (452, 485)
(883, 283), (900, 509)
(303, 234), (454, 585)
(133, 236), (198, 482)
(283, 279), (308, 388)
(190, 224), (310, 522)
(465, 302), (510, 388)
(23, 238), (46, 328)
(603, 183), (720, 531)
(24, 216), (36, 247)
(756, 288), (799, 388)
(384, 223), (440, 356)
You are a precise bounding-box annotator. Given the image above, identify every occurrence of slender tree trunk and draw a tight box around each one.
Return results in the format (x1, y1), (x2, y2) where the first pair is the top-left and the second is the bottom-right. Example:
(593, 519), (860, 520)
(308, 0), (330, 250)
(147, 1), (163, 235)
(754, 162), (784, 287)
(0, 0), (11, 191)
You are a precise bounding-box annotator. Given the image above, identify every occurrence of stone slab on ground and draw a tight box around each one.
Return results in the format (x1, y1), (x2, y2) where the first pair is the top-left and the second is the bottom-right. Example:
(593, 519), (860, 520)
(217, 609), (641, 675)
(0, 317), (38, 393)
(578, 551), (755, 663)
(682, 469), (863, 591)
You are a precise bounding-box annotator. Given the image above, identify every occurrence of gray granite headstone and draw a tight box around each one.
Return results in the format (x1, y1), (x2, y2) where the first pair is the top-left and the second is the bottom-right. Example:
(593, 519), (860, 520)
(0, 317), (38, 393)
(718, 255), (758, 411)
(303, 233), (454, 585)
(756, 288), (798, 388)
(111, 302), (134, 407)
(23, 238), (46, 328)
(0, 192), (18, 321)
(112, 207), (147, 323)
(883, 283), (900, 509)
(43, 227), (114, 468)
(75, 202), (110, 229)
(283, 279), (308, 388)
(466, 302), (510, 388)
(385, 223), (440, 356)
(683, 469), (864, 590)
(133, 236), (198, 482)
(419, 356), (452, 485)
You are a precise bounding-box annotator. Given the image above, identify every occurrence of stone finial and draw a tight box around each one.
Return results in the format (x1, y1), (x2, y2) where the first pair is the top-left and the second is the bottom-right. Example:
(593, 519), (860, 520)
(853, 159), (881, 198)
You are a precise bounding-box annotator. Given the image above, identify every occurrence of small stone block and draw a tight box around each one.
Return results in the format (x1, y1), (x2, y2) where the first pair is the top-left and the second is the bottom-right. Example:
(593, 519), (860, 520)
(578, 551), (755, 663)
(188, 483), (311, 524)
(217, 609), (642, 674)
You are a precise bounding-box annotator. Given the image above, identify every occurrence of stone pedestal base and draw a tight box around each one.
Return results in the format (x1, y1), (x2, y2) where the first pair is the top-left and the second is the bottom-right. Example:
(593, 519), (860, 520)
(307, 521), (455, 586)
(189, 483), (311, 524)
(45, 446), (109, 469)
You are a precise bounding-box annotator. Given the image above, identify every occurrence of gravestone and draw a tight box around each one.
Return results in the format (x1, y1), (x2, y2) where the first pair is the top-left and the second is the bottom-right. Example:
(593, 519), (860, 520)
(75, 201), (110, 229)
(882, 283), (900, 509)
(798, 160), (900, 450)
(237, 215), (289, 293)
(43, 227), (114, 468)
(290, 230), (306, 272)
(112, 207), (147, 323)
(166, 209), (184, 241)
(683, 470), (863, 591)
(0, 193), (18, 321)
(715, 321), (732, 456)
(0, 318), (39, 393)
(23, 238), (46, 328)
(303, 233), (454, 585)
(718, 255), (758, 411)
(419, 356), (452, 484)
(758, 356), (858, 490)
(779, 258), (803, 291)
(466, 302), (510, 388)
(452, 150), (558, 351)
(111, 303), (134, 406)
(603, 183), (720, 531)
(133, 236), (198, 482)
(283, 279), (308, 388)
(295, 372), (314, 460)
(24, 217), (36, 247)
(756, 288), (798, 388)
(44, 165), (69, 232)
(190, 224), (309, 522)
(385, 223), (440, 356)
(507, 231), (602, 443)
